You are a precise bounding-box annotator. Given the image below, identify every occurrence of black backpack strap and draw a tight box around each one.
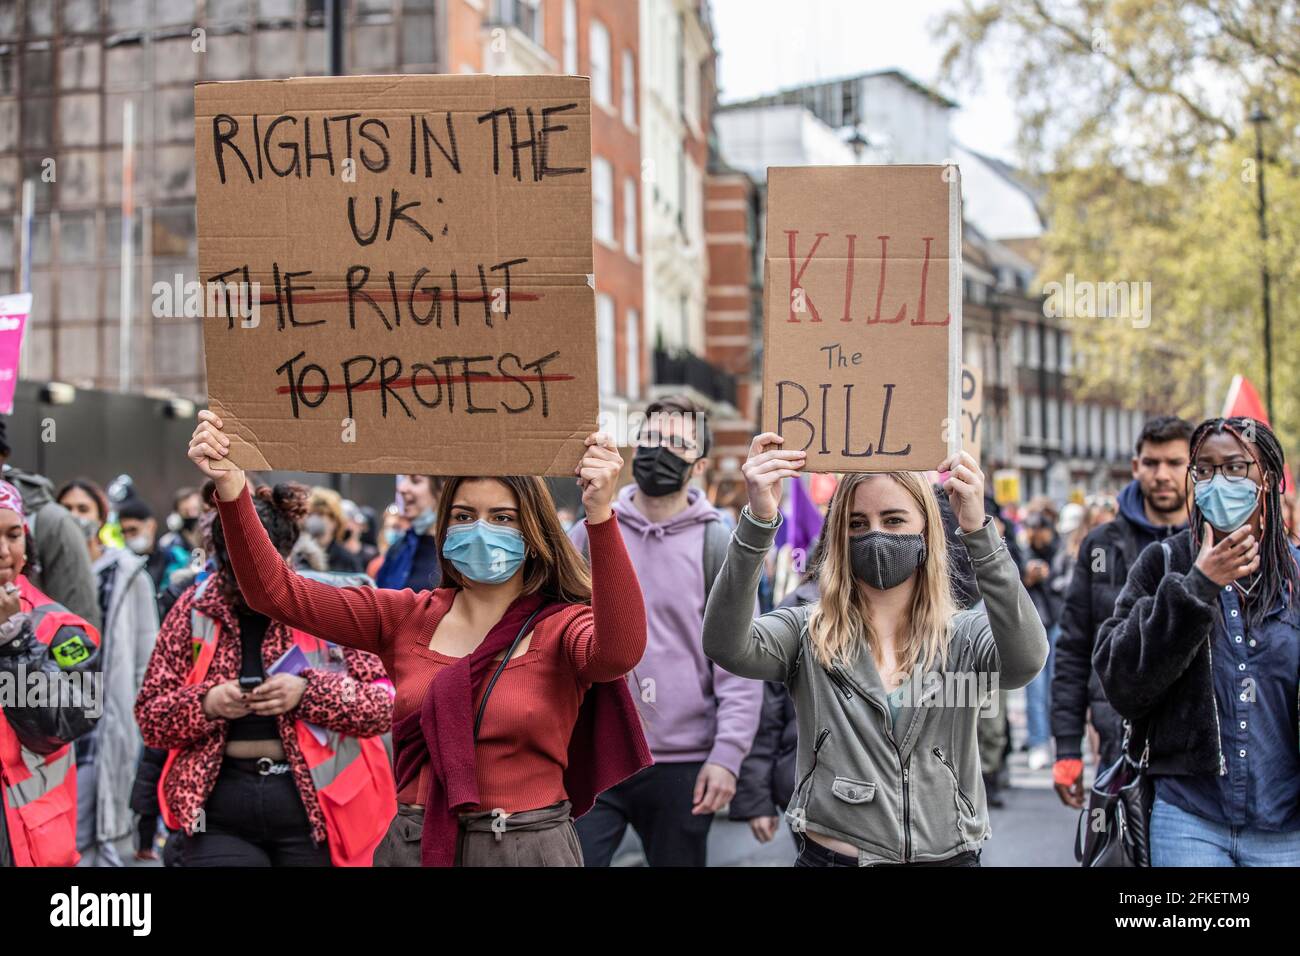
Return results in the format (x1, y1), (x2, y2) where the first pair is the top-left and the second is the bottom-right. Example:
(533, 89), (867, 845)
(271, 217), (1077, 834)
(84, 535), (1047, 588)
(474, 606), (545, 740)
(701, 517), (732, 606)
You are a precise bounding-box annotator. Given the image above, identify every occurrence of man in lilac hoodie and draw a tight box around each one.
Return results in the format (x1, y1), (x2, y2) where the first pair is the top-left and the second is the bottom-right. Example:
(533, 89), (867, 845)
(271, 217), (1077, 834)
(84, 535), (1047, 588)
(571, 396), (762, 866)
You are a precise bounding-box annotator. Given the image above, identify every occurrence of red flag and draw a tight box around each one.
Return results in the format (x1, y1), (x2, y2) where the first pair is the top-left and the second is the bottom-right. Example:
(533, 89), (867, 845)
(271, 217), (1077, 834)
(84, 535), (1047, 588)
(1222, 375), (1292, 493)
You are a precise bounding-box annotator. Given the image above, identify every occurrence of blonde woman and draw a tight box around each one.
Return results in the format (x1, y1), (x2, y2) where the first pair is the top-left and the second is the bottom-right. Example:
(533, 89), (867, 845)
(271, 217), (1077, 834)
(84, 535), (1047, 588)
(702, 435), (1047, 866)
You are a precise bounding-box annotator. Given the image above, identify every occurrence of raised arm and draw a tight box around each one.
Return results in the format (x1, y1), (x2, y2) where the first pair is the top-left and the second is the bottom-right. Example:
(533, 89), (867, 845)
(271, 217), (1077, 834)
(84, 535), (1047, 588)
(962, 518), (1049, 688)
(702, 510), (806, 681)
(190, 409), (418, 655)
(562, 433), (647, 681)
(215, 485), (417, 656)
(564, 513), (647, 681)
(703, 433), (808, 682)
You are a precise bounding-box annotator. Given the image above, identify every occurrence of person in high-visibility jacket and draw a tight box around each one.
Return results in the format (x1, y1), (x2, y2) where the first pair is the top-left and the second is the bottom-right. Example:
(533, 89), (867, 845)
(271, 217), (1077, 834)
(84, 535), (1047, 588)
(0, 479), (102, 867)
(135, 480), (395, 867)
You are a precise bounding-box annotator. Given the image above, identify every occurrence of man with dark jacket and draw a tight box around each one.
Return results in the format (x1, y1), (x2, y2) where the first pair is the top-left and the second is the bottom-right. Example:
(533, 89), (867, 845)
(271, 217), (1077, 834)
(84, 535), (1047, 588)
(1051, 416), (1192, 807)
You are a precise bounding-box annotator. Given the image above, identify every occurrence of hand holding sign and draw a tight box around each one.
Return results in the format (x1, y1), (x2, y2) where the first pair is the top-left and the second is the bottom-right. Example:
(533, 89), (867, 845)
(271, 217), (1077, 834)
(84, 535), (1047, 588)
(939, 450), (985, 533)
(188, 410), (247, 501)
(742, 433), (807, 522)
(576, 432), (622, 525)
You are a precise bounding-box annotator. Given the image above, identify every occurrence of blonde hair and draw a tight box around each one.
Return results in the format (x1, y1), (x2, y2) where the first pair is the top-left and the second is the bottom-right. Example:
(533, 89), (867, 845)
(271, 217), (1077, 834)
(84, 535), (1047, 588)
(308, 486), (347, 543)
(807, 472), (957, 676)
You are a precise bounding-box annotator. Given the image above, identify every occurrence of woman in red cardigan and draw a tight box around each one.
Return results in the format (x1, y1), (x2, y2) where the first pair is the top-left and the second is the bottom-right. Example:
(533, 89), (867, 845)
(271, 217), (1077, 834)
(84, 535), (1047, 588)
(188, 411), (652, 867)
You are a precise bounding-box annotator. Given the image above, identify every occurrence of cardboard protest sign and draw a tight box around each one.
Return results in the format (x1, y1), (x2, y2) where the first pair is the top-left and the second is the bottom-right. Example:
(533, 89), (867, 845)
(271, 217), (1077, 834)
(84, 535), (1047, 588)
(195, 75), (597, 476)
(960, 363), (982, 466)
(762, 165), (961, 472)
(0, 293), (31, 415)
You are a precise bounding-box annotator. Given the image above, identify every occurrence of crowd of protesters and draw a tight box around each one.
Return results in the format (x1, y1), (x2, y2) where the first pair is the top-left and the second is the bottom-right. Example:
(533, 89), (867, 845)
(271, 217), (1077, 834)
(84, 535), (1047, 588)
(2, 398), (1298, 869)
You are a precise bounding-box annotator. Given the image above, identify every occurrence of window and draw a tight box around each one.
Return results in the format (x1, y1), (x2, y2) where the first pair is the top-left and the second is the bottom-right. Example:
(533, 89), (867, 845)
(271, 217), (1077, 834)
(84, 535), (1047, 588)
(1045, 328), (1058, 372)
(1060, 332), (1072, 373)
(1063, 401), (1074, 455)
(597, 294), (616, 396)
(621, 50), (636, 126)
(592, 157), (614, 244)
(623, 176), (637, 256)
(625, 309), (639, 398)
(1046, 397), (1059, 443)
(563, 0), (577, 74)
(1025, 324), (1040, 368)
(589, 20), (611, 108)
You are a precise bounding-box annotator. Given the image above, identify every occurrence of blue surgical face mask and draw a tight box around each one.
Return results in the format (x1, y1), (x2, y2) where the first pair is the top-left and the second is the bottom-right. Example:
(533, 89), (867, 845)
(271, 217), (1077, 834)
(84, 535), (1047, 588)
(442, 521), (526, 584)
(383, 527), (404, 547)
(1194, 475), (1261, 533)
(411, 507), (437, 536)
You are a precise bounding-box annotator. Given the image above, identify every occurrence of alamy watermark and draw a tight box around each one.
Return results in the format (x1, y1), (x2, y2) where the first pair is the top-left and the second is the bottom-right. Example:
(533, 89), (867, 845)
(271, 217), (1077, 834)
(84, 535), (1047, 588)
(1042, 273), (1151, 328)
(0, 667), (102, 720)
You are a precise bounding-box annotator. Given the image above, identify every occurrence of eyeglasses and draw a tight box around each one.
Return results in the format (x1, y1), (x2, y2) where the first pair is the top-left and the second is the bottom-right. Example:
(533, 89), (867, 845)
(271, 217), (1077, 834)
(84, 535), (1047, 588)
(637, 430), (702, 459)
(1190, 460), (1253, 483)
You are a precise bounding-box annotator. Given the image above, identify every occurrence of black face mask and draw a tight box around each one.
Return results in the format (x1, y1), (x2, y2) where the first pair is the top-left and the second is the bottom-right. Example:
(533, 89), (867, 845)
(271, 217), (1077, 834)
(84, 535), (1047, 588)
(632, 446), (694, 498)
(849, 531), (927, 590)
(181, 515), (199, 533)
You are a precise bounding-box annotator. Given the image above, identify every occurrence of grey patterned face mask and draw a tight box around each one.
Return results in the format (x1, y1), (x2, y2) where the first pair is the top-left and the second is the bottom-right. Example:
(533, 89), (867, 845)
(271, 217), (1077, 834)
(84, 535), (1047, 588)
(849, 531), (927, 590)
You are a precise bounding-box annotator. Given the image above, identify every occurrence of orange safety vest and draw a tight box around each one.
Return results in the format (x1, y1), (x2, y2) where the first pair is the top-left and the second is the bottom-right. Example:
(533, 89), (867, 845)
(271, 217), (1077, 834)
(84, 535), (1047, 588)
(0, 577), (100, 867)
(159, 580), (396, 867)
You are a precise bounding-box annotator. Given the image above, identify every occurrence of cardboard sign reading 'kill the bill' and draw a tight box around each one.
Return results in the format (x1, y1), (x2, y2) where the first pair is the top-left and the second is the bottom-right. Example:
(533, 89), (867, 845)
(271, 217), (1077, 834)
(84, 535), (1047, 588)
(762, 165), (962, 472)
(961, 363), (982, 466)
(195, 74), (597, 476)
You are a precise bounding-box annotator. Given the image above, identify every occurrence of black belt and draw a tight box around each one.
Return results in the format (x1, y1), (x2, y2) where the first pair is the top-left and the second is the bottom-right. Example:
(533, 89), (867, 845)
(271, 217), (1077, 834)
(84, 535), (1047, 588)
(224, 756), (292, 776)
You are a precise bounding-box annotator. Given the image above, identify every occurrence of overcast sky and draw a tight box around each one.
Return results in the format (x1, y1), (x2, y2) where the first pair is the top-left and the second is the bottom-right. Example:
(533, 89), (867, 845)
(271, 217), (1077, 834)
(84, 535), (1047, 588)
(711, 0), (1018, 163)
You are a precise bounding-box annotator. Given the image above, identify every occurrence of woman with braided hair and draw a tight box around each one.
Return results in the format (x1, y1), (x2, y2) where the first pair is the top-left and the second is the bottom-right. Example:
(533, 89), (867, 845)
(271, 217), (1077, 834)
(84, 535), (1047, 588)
(1096, 416), (1300, 866)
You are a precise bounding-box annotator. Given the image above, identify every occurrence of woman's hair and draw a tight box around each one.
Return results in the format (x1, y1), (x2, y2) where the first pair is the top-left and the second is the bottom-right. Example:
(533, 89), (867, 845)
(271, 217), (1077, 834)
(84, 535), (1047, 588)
(1188, 416), (1298, 625)
(309, 486), (348, 542)
(807, 471), (957, 675)
(205, 481), (308, 611)
(56, 477), (109, 523)
(434, 476), (591, 604)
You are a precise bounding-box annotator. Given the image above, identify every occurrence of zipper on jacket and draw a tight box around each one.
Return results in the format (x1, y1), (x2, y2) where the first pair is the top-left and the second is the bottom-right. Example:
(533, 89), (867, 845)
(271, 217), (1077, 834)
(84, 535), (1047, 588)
(794, 729), (830, 804)
(828, 665), (854, 701)
(900, 761), (912, 861)
(852, 682), (910, 861)
(1204, 635), (1227, 776)
(933, 747), (976, 816)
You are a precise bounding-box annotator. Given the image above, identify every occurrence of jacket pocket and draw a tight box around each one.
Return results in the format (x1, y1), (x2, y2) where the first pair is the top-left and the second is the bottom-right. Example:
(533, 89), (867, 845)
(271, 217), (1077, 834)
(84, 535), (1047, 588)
(830, 777), (876, 805)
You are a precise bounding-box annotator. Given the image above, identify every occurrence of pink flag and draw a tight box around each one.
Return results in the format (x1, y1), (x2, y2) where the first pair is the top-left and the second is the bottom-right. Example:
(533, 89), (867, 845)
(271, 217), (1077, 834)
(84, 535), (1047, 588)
(0, 293), (31, 415)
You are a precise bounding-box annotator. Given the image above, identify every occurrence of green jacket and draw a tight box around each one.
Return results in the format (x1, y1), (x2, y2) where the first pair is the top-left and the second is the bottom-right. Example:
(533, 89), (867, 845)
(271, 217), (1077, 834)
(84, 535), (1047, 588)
(702, 510), (1047, 864)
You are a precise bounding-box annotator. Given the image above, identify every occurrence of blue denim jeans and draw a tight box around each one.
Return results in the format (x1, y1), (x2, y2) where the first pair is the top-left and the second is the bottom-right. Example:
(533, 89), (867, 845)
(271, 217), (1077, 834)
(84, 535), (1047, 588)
(1151, 795), (1300, 867)
(1024, 623), (1059, 748)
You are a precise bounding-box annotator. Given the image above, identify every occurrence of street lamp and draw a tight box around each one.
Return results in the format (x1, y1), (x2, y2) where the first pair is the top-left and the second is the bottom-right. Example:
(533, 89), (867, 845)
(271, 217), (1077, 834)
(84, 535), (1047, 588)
(1249, 103), (1273, 422)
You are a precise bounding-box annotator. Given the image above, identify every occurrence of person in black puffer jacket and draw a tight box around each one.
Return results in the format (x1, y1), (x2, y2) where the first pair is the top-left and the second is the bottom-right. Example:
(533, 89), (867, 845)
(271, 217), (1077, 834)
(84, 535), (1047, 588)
(1095, 417), (1300, 867)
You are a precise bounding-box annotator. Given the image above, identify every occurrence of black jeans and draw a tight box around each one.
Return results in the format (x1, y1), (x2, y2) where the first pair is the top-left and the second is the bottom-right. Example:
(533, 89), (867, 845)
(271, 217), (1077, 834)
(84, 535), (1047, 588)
(173, 759), (330, 867)
(795, 838), (981, 868)
(577, 761), (713, 867)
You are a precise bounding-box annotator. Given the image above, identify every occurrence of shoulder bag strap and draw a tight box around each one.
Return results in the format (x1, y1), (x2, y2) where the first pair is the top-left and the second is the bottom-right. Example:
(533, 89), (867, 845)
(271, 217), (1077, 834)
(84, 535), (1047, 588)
(474, 606), (545, 741)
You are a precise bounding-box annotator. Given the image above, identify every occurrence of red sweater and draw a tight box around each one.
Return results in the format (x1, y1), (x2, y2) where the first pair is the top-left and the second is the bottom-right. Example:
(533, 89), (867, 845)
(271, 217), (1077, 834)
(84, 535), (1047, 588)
(215, 486), (646, 811)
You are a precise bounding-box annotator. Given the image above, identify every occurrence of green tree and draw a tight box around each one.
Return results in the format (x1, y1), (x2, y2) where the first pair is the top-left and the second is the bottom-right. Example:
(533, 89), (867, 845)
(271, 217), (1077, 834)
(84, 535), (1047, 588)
(939, 0), (1300, 454)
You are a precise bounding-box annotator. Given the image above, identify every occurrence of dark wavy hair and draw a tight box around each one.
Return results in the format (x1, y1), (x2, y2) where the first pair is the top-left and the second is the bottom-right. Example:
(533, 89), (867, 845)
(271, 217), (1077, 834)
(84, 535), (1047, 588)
(204, 480), (308, 612)
(1188, 417), (1298, 625)
(56, 477), (110, 524)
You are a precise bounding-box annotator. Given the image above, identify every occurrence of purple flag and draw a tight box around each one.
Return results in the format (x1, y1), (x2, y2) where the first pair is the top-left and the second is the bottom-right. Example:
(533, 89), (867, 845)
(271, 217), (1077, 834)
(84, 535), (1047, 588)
(775, 475), (823, 557)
